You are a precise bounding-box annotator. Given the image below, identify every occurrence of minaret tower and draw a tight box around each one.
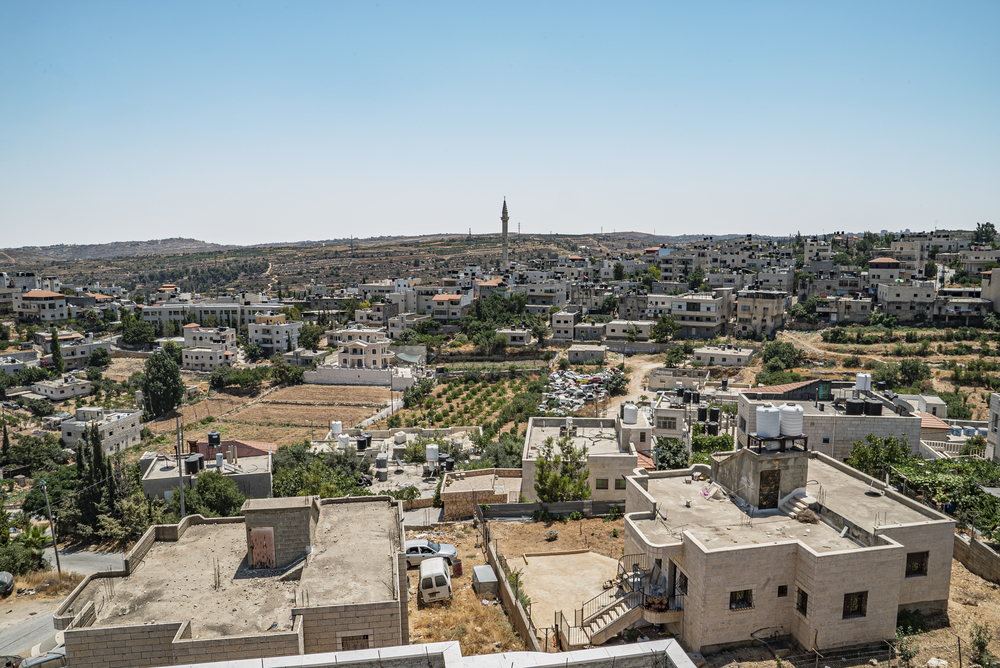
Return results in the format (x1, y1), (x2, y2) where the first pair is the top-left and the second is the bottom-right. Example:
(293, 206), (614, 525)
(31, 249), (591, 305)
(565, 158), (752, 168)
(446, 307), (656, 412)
(501, 198), (509, 269)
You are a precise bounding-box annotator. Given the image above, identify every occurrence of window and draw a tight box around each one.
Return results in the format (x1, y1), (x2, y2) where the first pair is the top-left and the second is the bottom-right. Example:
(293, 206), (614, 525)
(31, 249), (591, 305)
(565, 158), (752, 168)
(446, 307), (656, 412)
(822, 437), (830, 444)
(796, 589), (808, 617)
(341, 634), (370, 651)
(615, 478), (626, 490)
(843, 591), (868, 619)
(639, 432), (646, 443)
(777, 585), (788, 598)
(730, 589), (754, 610)
(596, 479), (609, 490)
(739, 416), (747, 431)
(906, 551), (928, 577)
(675, 569), (688, 595)
(656, 417), (677, 430)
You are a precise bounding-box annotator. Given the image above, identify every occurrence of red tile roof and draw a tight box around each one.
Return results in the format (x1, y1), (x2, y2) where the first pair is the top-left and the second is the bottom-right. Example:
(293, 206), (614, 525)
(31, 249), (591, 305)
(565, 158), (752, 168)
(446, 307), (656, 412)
(183, 323), (201, 329)
(432, 294), (457, 302)
(21, 289), (64, 299)
(636, 451), (655, 470)
(913, 412), (950, 431)
(869, 257), (900, 264)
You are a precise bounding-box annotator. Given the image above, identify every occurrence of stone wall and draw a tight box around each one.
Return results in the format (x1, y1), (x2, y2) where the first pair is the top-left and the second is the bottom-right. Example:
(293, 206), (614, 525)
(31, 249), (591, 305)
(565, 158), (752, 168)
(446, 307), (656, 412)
(953, 534), (1000, 584)
(243, 498), (320, 569)
(171, 618), (303, 664)
(295, 600), (404, 652)
(440, 468), (522, 520)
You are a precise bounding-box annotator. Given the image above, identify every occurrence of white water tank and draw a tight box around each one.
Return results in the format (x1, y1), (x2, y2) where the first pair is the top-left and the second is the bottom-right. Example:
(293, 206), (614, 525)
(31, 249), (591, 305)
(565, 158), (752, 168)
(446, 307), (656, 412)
(622, 403), (638, 425)
(855, 373), (871, 392)
(394, 431), (408, 445)
(756, 403), (780, 438)
(330, 421), (342, 435)
(426, 443), (439, 462)
(337, 434), (351, 449)
(778, 403), (804, 436)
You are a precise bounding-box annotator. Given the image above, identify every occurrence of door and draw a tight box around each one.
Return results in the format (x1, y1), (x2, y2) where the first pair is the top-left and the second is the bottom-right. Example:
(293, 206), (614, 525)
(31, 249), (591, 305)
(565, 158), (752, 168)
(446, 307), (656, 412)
(759, 469), (781, 510)
(249, 527), (275, 569)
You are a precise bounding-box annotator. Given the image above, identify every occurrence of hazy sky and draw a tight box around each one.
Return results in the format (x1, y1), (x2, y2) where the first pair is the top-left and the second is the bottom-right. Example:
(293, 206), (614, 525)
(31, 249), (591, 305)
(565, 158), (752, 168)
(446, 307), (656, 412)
(2, 2), (998, 247)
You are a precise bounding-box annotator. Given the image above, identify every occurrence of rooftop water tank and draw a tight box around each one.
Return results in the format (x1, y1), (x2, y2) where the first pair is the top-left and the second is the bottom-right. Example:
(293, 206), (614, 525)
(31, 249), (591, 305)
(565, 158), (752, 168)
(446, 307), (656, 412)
(846, 398), (866, 415)
(394, 431), (408, 445)
(426, 443), (440, 462)
(855, 373), (872, 392)
(709, 405), (721, 423)
(864, 400), (883, 416)
(622, 403), (638, 425)
(330, 421), (342, 435)
(208, 431), (221, 447)
(778, 403), (804, 436)
(756, 404), (780, 438)
(707, 421), (719, 436)
(337, 433), (351, 449)
(697, 405), (708, 422)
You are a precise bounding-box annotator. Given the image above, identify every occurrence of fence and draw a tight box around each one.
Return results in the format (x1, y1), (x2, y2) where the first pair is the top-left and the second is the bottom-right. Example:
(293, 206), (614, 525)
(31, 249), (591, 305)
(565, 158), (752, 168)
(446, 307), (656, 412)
(922, 440), (986, 459)
(479, 499), (626, 520)
(477, 506), (543, 653)
(783, 642), (895, 668)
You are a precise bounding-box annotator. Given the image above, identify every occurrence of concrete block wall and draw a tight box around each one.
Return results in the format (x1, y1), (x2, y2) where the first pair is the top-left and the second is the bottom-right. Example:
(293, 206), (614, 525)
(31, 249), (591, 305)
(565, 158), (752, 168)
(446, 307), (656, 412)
(295, 601), (403, 653)
(953, 534), (1000, 585)
(880, 523), (954, 612)
(170, 618), (304, 664)
(244, 501), (319, 569)
(64, 621), (184, 668)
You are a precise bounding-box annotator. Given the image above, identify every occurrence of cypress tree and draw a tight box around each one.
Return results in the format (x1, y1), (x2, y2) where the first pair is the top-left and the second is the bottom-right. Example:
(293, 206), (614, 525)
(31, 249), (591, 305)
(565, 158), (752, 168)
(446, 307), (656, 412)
(50, 327), (64, 375)
(1, 419), (8, 465)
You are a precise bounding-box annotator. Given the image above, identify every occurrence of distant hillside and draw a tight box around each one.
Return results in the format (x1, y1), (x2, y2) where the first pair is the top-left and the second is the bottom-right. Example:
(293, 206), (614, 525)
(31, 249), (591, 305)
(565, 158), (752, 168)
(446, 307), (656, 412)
(10, 238), (235, 260)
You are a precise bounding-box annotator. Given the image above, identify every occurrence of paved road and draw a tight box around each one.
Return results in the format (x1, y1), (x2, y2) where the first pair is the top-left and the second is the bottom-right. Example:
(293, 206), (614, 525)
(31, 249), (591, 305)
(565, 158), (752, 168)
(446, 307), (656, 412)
(0, 546), (124, 659)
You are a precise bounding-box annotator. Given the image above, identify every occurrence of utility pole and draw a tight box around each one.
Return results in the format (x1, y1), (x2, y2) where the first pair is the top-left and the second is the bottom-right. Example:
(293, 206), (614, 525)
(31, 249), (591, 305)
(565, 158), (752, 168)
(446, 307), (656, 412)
(40, 480), (62, 580)
(175, 417), (186, 518)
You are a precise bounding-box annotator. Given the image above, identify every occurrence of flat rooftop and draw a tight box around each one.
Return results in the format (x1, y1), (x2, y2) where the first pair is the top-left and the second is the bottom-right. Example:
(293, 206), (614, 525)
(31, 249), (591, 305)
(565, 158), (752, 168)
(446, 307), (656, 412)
(808, 458), (935, 528)
(526, 419), (625, 460)
(443, 472), (522, 497)
(72, 499), (399, 638)
(143, 453), (272, 481)
(743, 397), (912, 418)
(636, 474), (862, 552)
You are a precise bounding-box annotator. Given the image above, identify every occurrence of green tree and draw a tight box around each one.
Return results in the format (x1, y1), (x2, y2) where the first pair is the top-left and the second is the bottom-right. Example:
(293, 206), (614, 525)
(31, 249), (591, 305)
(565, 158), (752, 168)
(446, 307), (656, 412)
(651, 314), (680, 343)
(533, 435), (591, 502)
(87, 347), (111, 368)
(845, 434), (911, 479)
(969, 622), (993, 666)
(655, 437), (689, 470)
(761, 340), (805, 369)
(613, 262), (625, 281)
(142, 351), (185, 418)
(599, 295), (618, 315)
(121, 319), (156, 347)
(50, 327), (64, 375)
(299, 324), (323, 352)
(244, 343), (266, 362)
(17, 524), (49, 569)
(1, 419), (8, 465)
(971, 222), (997, 246)
(895, 628), (919, 668)
(188, 470), (246, 517)
(162, 340), (183, 366)
(686, 266), (705, 291)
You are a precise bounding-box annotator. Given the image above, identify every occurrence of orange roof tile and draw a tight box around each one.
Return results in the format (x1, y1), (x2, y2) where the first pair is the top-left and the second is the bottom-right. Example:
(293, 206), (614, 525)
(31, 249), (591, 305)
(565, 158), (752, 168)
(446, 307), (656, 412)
(432, 294), (456, 301)
(183, 323), (201, 329)
(869, 257), (900, 264)
(21, 289), (64, 299)
(913, 412), (950, 431)
(636, 451), (655, 470)
(741, 379), (814, 395)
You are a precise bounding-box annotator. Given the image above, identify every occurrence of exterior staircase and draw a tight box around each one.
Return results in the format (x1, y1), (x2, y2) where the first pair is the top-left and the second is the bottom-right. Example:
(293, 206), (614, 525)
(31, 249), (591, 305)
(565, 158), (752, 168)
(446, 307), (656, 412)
(584, 593), (646, 645)
(780, 491), (816, 518)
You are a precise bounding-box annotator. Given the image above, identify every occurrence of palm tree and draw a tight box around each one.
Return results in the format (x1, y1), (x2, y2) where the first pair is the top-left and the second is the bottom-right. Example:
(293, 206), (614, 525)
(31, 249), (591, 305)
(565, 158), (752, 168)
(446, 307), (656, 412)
(18, 525), (49, 569)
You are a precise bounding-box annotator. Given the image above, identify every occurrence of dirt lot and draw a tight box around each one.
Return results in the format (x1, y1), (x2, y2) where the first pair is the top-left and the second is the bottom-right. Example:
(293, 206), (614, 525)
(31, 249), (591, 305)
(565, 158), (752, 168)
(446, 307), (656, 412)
(263, 385), (391, 405)
(490, 517), (627, 564)
(145, 393), (253, 435)
(228, 403), (377, 428)
(706, 559), (1000, 668)
(406, 522), (527, 655)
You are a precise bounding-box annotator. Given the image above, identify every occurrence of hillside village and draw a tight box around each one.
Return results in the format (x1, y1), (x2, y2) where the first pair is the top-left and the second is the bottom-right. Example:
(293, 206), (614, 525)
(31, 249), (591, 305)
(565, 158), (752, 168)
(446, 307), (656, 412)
(1, 219), (999, 668)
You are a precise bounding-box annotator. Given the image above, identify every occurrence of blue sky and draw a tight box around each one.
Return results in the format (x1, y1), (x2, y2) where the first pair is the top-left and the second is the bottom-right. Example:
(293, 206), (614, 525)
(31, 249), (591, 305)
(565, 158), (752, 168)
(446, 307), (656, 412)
(1, 1), (997, 246)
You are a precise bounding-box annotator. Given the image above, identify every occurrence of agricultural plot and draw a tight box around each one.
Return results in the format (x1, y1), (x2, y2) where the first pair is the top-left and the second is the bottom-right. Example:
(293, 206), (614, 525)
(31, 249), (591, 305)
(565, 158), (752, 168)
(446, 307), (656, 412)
(224, 384), (390, 428)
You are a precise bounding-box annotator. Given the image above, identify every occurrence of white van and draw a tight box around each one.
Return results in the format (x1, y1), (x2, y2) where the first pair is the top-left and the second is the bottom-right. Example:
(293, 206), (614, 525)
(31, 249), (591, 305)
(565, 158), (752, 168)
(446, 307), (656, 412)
(418, 557), (452, 605)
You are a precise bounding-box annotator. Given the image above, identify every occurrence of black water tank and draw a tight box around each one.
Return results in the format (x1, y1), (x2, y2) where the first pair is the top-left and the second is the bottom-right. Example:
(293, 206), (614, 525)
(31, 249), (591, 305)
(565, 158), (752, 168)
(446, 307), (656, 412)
(208, 431), (221, 448)
(675, 387), (684, 399)
(692, 391), (700, 404)
(864, 400), (883, 416)
(721, 378), (729, 390)
(185, 455), (200, 475)
(709, 406), (721, 423)
(846, 398), (866, 415)
(361, 431), (372, 450)
(445, 457), (455, 471)
(707, 421), (719, 436)
(877, 381), (887, 392)
(683, 389), (692, 404)
(697, 405), (708, 422)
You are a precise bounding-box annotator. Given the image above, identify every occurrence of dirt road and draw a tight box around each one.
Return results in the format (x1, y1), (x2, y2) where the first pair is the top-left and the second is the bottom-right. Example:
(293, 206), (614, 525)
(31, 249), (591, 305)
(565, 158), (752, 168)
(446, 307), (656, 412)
(605, 353), (663, 416)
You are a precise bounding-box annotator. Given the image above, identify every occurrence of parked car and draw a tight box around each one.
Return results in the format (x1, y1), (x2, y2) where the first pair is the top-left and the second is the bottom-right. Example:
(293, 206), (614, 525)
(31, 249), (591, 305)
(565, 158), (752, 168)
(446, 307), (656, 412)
(2, 656), (22, 668)
(0, 572), (14, 599)
(14, 648), (67, 668)
(417, 557), (452, 605)
(404, 539), (457, 567)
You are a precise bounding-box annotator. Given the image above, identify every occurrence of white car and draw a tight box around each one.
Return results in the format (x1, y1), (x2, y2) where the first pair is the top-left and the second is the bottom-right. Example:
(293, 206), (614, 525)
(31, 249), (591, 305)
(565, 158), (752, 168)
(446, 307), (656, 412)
(405, 539), (457, 568)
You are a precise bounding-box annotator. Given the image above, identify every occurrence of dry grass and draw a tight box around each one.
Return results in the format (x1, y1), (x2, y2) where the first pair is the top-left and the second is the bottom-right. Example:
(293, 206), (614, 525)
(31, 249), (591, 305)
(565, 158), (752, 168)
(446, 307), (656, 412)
(227, 403), (378, 428)
(406, 522), (526, 655)
(490, 517), (627, 562)
(13, 571), (85, 600)
(267, 385), (391, 404)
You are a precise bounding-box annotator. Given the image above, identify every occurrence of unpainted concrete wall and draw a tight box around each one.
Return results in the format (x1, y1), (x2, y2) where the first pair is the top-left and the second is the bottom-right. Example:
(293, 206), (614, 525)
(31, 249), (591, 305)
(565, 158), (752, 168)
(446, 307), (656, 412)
(953, 534), (1000, 585)
(170, 618), (304, 664)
